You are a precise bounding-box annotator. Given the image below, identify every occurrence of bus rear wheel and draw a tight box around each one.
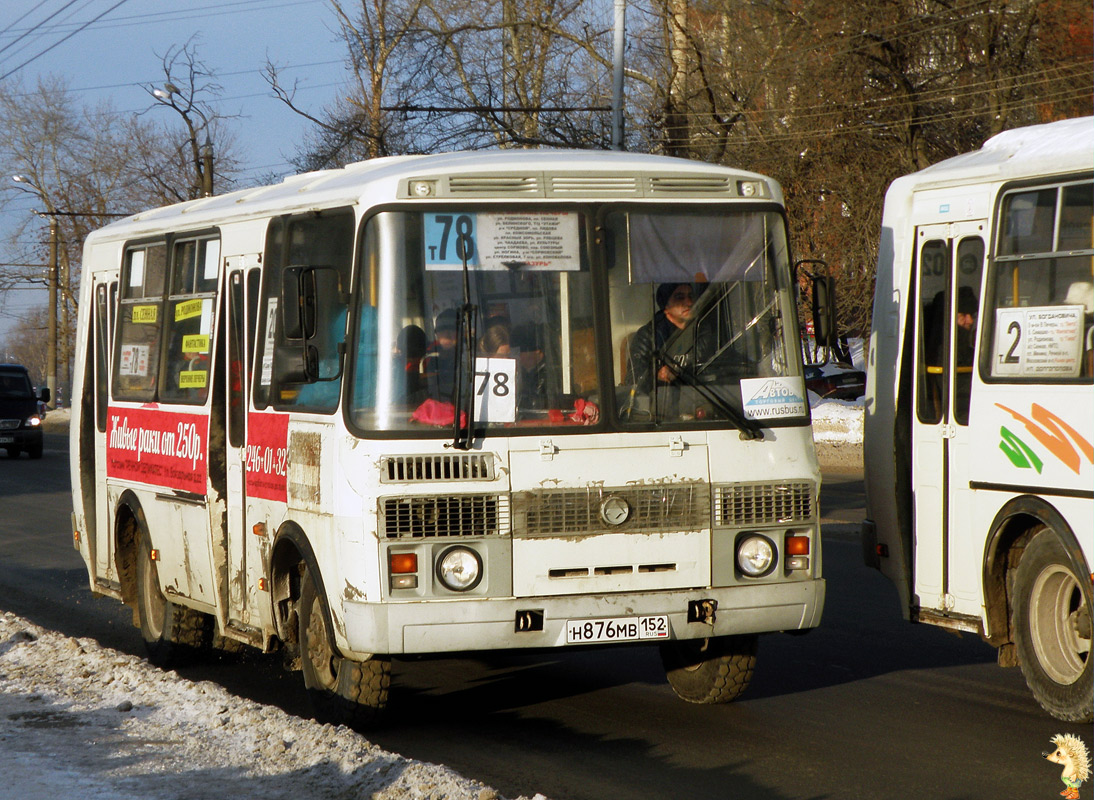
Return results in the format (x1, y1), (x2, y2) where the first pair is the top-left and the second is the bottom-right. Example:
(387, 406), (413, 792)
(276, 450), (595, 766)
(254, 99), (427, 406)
(136, 531), (208, 667)
(1012, 528), (1093, 723)
(298, 566), (389, 728)
(660, 634), (758, 704)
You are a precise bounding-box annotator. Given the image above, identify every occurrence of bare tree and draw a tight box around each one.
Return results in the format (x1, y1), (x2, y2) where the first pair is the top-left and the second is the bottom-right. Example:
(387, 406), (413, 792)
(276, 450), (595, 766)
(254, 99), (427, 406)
(144, 39), (241, 199)
(265, 0), (433, 169)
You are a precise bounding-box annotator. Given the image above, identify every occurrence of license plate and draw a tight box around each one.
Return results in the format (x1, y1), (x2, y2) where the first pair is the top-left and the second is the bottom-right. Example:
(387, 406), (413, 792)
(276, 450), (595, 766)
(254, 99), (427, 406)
(565, 615), (669, 644)
(0, 436), (13, 444)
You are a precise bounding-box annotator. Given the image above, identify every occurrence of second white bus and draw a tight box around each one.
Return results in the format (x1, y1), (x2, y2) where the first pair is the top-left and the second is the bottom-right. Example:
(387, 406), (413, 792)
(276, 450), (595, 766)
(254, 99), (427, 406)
(863, 117), (1093, 722)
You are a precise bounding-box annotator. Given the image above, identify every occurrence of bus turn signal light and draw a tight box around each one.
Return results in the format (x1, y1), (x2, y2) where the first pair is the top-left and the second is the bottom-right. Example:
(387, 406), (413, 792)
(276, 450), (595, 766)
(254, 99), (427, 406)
(390, 553), (418, 574)
(785, 535), (810, 556)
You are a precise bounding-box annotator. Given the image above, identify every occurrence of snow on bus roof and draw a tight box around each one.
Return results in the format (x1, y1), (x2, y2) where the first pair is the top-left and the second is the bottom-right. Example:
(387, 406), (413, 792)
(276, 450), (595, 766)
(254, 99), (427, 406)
(914, 116), (1093, 182)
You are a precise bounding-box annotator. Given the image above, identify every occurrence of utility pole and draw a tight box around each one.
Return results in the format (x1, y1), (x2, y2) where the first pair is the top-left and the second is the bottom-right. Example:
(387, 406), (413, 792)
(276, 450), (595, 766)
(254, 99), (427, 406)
(611, 0), (627, 150)
(46, 216), (58, 408)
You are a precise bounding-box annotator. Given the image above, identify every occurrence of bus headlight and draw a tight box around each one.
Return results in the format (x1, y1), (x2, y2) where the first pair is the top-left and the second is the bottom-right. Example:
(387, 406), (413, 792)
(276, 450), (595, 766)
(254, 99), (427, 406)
(736, 535), (775, 577)
(436, 546), (483, 592)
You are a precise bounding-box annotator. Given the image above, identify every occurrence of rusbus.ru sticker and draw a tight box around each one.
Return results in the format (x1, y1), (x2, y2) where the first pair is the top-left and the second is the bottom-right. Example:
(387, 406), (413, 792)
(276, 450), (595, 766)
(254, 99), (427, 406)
(739, 377), (808, 420)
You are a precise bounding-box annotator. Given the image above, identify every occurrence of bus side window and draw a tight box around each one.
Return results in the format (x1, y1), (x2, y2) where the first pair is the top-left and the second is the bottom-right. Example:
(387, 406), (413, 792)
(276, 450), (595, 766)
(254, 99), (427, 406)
(953, 237), (983, 425)
(916, 239), (949, 425)
(160, 237), (219, 405)
(94, 283), (112, 432)
(260, 209), (354, 412)
(114, 243), (167, 402)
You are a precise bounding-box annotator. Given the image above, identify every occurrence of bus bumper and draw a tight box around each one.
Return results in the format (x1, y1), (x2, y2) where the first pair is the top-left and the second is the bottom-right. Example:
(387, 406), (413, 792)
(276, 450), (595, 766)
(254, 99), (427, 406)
(339, 578), (825, 658)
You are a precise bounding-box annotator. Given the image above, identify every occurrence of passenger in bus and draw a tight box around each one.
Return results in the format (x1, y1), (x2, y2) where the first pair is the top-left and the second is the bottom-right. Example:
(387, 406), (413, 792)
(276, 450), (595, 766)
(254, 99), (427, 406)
(627, 282), (694, 394)
(422, 309), (459, 401)
(480, 316), (511, 356)
(392, 324), (428, 403)
(511, 324), (548, 409)
(955, 286), (978, 367)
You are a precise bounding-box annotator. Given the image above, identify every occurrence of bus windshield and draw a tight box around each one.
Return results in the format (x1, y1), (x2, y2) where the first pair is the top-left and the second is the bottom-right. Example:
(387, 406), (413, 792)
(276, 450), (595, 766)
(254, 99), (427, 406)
(607, 208), (801, 427)
(348, 205), (801, 433)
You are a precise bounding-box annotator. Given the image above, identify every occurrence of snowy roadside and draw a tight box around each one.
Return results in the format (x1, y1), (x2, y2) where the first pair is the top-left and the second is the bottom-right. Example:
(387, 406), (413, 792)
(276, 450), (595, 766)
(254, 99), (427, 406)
(0, 611), (541, 800)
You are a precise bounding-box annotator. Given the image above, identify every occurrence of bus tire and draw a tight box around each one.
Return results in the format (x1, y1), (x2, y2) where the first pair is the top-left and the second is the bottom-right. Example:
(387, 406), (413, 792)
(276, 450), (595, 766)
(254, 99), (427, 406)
(136, 531), (207, 667)
(298, 566), (389, 727)
(1012, 528), (1093, 723)
(660, 634), (758, 704)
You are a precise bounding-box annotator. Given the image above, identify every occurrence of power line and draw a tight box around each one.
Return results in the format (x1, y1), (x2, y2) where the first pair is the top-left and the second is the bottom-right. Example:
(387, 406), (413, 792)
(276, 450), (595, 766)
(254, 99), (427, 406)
(0, 0), (133, 81)
(0, 0), (83, 60)
(0, 0), (323, 38)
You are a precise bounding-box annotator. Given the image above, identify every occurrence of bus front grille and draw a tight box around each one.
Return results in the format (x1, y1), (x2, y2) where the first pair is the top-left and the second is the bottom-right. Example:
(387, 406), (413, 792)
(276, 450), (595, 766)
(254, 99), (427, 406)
(381, 453), (495, 483)
(512, 483), (710, 537)
(714, 481), (815, 526)
(381, 494), (508, 539)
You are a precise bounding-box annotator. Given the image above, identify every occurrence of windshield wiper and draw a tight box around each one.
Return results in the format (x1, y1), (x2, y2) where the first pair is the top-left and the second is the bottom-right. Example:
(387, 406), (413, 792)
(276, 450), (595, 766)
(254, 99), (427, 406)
(656, 352), (764, 440)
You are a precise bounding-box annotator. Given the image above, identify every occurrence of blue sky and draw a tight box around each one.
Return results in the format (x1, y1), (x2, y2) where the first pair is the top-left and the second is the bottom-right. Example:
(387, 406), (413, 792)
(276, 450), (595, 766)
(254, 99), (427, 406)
(2, 0), (347, 176)
(1, 0), (349, 339)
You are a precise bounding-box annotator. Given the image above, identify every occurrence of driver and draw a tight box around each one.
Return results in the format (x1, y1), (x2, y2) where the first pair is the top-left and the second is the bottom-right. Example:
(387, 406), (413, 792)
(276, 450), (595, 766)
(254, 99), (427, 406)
(627, 282), (694, 393)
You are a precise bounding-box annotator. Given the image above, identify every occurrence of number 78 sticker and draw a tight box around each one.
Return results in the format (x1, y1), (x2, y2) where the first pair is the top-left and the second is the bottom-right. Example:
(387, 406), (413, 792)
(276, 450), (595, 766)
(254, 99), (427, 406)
(474, 357), (517, 423)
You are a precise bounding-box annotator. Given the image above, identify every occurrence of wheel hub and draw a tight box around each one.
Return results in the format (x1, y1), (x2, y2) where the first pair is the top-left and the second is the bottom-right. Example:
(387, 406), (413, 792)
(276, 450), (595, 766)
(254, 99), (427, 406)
(1030, 564), (1090, 684)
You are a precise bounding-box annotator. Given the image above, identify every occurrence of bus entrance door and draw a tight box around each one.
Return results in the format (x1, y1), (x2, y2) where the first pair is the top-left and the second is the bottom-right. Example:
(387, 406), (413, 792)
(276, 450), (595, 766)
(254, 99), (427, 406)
(223, 262), (260, 632)
(911, 222), (985, 620)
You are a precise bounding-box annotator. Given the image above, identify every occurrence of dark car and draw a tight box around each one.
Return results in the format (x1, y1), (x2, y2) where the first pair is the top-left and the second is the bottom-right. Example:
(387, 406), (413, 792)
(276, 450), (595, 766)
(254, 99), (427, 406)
(804, 362), (866, 401)
(0, 364), (49, 459)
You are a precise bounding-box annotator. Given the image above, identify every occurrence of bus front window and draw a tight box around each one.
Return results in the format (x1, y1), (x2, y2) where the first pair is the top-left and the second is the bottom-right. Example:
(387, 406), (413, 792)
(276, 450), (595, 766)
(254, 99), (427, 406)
(351, 210), (599, 433)
(607, 209), (803, 427)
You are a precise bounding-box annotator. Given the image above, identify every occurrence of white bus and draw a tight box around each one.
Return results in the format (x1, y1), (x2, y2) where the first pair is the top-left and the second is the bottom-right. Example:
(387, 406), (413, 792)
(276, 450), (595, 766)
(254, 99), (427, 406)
(70, 150), (826, 725)
(863, 117), (1093, 722)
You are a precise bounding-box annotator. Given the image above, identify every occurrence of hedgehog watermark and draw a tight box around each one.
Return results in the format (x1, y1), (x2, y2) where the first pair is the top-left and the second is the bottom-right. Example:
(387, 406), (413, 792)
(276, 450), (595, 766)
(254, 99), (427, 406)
(1044, 734), (1091, 800)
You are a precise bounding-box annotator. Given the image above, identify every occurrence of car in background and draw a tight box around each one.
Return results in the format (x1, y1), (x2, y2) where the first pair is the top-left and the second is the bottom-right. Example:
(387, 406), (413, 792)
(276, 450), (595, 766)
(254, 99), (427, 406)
(804, 362), (866, 401)
(0, 364), (50, 459)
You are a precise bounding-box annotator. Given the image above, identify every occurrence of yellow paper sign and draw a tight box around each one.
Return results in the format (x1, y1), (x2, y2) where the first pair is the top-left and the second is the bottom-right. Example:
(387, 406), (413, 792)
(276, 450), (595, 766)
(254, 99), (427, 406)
(182, 334), (210, 353)
(132, 305), (158, 324)
(175, 299), (205, 321)
(179, 370), (208, 389)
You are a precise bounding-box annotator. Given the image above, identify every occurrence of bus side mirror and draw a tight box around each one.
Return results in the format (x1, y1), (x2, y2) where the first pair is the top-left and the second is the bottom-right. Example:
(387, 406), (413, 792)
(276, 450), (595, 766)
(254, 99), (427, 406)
(275, 342), (320, 384)
(277, 265), (346, 384)
(811, 274), (838, 348)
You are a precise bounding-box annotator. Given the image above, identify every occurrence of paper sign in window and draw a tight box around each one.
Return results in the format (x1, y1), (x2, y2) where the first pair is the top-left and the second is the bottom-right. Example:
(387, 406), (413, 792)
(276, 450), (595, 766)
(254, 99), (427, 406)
(992, 305), (1084, 379)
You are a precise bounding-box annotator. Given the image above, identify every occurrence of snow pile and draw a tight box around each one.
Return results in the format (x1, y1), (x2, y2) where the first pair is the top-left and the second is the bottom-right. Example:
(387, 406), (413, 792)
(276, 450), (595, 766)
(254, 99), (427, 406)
(809, 396), (864, 444)
(0, 611), (544, 800)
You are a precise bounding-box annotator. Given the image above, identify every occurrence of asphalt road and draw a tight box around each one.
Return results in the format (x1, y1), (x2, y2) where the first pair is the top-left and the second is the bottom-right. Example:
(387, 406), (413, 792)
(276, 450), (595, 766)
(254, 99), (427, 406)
(0, 431), (1088, 800)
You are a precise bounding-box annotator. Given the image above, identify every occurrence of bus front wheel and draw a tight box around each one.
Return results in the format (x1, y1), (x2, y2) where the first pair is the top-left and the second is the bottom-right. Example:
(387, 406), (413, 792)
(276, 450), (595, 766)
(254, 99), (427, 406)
(136, 531), (208, 667)
(1012, 528), (1093, 723)
(298, 566), (389, 727)
(660, 634), (758, 704)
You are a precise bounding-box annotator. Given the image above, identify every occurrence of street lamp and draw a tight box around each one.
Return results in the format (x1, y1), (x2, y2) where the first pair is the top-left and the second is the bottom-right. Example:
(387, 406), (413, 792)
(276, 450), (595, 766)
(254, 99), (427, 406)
(153, 82), (215, 197)
(11, 175), (59, 409)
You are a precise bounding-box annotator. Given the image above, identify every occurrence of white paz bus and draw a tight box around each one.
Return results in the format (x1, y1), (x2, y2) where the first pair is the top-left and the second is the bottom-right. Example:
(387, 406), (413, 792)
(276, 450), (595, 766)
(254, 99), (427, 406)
(863, 117), (1093, 722)
(71, 150), (826, 725)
